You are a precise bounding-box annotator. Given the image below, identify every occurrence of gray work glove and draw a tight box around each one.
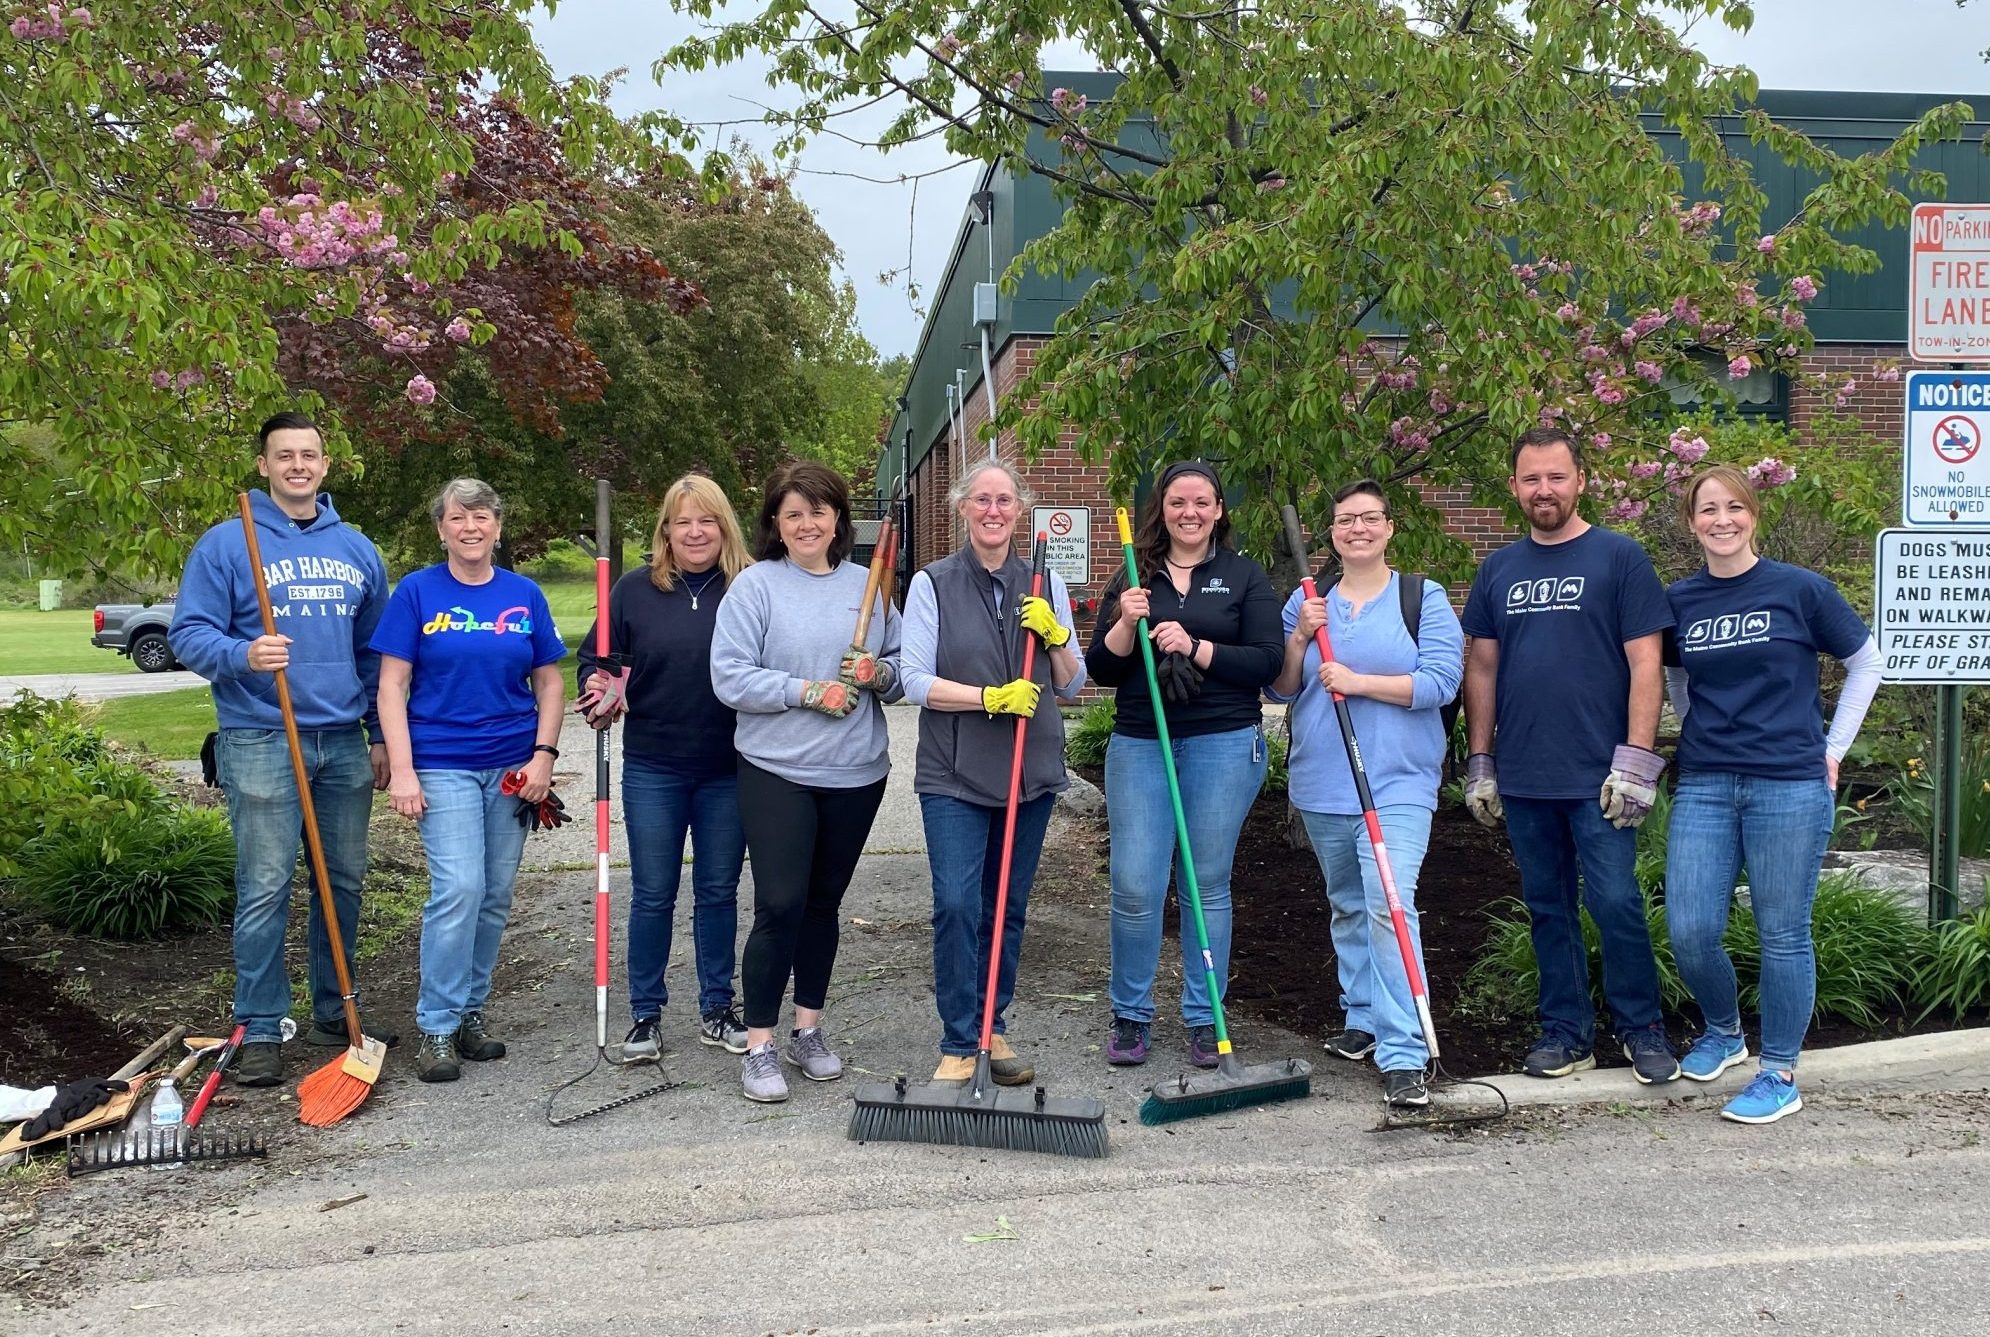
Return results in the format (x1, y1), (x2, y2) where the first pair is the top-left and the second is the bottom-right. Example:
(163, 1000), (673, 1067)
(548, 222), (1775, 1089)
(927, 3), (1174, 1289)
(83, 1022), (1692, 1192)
(1600, 745), (1667, 829)
(1464, 753), (1502, 829)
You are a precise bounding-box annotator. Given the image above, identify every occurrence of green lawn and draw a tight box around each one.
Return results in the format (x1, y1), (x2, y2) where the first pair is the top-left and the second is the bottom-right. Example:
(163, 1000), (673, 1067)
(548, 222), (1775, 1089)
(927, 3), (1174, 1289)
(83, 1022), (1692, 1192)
(90, 687), (216, 760)
(0, 608), (136, 676)
(539, 578), (597, 651)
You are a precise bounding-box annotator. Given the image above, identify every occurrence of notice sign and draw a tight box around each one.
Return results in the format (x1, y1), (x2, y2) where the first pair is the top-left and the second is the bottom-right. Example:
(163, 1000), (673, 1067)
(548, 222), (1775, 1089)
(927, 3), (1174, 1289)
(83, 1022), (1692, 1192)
(1030, 506), (1091, 587)
(1874, 528), (1990, 683)
(1910, 203), (1990, 363)
(1902, 371), (1990, 526)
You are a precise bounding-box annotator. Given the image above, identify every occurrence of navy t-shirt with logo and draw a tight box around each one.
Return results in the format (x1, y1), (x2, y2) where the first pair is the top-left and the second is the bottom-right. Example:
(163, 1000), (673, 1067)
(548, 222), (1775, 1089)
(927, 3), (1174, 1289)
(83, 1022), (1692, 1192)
(369, 564), (568, 771)
(1461, 527), (1673, 800)
(1663, 558), (1869, 780)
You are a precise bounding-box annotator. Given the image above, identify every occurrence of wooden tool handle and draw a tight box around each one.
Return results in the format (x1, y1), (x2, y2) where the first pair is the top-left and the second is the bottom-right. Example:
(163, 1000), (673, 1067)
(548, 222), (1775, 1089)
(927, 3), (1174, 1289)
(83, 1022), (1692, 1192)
(236, 494), (367, 1047)
(850, 516), (894, 650)
(111, 1026), (188, 1082)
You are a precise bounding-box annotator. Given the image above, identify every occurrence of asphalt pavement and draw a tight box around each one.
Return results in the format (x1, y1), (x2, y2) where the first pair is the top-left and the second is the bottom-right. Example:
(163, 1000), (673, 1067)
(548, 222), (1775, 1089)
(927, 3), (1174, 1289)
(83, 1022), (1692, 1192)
(0, 670), (204, 701)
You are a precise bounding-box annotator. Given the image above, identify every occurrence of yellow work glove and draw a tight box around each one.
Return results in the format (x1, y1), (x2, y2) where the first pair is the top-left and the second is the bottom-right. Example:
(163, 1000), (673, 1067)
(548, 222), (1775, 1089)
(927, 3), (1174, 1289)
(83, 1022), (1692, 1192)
(1017, 595), (1069, 647)
(981, 678), (1042, 717)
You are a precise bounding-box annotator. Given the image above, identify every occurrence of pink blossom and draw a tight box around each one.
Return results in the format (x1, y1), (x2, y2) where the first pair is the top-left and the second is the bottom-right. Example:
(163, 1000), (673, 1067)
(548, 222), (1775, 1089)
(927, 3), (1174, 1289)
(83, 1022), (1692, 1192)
(1428, 391), (1455, 415)
(173, 369), (205, 390)
(1875, 364), (1902, 383)
(1747, 456), (1797, 488)
(445, 317), (472, 343)
(1580, 344), (1610, 362)
(1727, 355), (1753, 379)
(1249, 85), (1267, 106)
(149, 371), (171, 389)
(1511, 262), (1538, 282)
(1603, 498), (1650, 523)
(1377, 366), (1417, 391)
(1668, 431), (1711, 465)
(1005, 71), (1025, 92)
(1840, 378), (1858, 397)
(1671, 296), (1702, 327)
(1257, 176), (1286, 193)
(9, 17), (33, 37)
(405, 375), (437, 406)
(934, 32), (961, 58)
(67, 6), (89, 25)
(1756, 235), (1777, 254)
(1555, 302), (1580, 322)
(1629, 460), (1663, 480)
(1592, 432), (1612, 450)
(1735, 285), (1759, 309)
(1789, 275), (1818, 302)
(1634, 360), (1663, 384)
(1780, 306), (1806, 330)
(1388, 416), (1431, 450)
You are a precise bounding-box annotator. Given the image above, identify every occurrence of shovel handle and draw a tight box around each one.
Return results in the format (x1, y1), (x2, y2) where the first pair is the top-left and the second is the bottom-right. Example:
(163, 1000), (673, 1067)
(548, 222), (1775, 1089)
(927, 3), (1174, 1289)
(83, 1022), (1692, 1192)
(850, 517), (894, 650)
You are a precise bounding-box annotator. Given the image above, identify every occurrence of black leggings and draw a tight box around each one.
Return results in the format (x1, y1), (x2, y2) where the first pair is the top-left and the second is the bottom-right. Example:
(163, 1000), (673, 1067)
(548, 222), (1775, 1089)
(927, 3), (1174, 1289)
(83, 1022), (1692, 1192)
(737, 759), (888, 1029)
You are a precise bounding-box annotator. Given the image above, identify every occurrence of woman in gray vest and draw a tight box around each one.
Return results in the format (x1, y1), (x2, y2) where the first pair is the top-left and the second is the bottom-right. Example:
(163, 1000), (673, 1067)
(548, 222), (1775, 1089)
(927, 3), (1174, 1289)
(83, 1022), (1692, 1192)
(900, 460), (1086, 1085)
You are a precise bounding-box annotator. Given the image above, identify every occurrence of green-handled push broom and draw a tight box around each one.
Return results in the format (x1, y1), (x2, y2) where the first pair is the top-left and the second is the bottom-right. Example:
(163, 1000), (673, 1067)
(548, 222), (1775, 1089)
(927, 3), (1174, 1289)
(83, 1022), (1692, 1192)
(850, 534), (1109, 1158)
(1117, 506), (1313, 1125)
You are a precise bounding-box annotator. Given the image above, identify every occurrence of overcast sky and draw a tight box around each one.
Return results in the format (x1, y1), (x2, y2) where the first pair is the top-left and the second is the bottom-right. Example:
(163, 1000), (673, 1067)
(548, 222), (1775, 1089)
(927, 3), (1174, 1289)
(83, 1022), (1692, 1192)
(532, 1), (1990, 359)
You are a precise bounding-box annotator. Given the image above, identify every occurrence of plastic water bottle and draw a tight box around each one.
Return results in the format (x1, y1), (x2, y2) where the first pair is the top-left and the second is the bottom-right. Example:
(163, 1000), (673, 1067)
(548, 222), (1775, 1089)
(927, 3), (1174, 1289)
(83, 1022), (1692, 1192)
(148, 1077), (185, 1167)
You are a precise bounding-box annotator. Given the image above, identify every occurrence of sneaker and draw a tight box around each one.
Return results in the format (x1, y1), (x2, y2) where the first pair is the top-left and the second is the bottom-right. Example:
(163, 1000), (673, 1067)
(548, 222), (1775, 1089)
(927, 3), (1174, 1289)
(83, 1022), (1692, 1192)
(1522, 1035), (1596, 1079)
(931, 1055), (977, 1084)
(454, 1010), (506, 1062)
(1186, 1024), (1220, 1069)
(305, 1017), (400, 1049)
(988, 1034), (1034, 1086)
(783, 1026), (843, 1082)
(622, 1016), (661, 1061)
(415, 1033), (460, 1084)
(1679, 1031), (1750, 1083)
(1324, 1028), (1377, 1062)
(1621, 1025), (1680, 1085)
(233, 1041), (283, 1087)
(1721, 1070), (1803, 1125)
(1383, 1070), (1430, 1108)
(741, 1041), (788, 1103)
(699, 1007), (749, 1054)
(1105, 1017), (1150, 1066)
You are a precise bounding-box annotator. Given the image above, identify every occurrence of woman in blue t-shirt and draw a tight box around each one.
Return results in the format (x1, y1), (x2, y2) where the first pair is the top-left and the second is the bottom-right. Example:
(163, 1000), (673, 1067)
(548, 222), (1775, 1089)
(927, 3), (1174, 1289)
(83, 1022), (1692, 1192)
(1662, 464), (1880, 1126)
(1265, 480), (1463, 1111)
(372, 478), (569, 1084)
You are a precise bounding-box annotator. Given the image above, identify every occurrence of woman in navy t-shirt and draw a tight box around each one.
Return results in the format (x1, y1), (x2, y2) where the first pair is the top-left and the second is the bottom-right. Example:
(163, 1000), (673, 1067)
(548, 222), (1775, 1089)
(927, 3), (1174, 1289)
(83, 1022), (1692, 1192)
(1662, 465), (1879, 1126)
(372, 479), (569, 1084)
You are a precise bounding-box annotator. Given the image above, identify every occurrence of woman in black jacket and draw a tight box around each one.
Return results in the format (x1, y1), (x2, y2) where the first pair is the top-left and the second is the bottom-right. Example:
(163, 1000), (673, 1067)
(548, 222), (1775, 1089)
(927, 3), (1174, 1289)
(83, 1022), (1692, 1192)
(1085, 460), (1283, 1070)
(576, 473), (753, 1060)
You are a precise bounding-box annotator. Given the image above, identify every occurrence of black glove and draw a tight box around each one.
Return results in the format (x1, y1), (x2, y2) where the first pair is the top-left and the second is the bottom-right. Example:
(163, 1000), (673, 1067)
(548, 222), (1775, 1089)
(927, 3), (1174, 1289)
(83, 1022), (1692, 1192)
(22, 1077), (129, 1141)
(515, 789), (570, 833)
(1156, 651), (1205, 704)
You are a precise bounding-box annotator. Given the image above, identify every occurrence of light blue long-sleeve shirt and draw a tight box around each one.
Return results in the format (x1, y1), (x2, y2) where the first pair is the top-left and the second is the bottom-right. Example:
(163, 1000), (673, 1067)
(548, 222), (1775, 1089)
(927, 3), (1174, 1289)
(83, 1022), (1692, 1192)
(1267, 573), (1463, 814)
(899, 566), (1086, 705)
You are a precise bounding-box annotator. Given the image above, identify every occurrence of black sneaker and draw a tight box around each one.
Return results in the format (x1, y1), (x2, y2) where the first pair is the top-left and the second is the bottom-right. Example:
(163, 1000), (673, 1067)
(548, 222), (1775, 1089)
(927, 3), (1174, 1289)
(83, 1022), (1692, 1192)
(1324, 1028), (1377, 1062)
(623, 1016), (662, 1061)
(454, 1010), (506, 1061)
(1522, 1034), (1597, 1079)
(1621, 1025), (1680, 1085)
(1383, 1070), (1430, 1108)
(305, 1016), (401, 1049)
(233, 1041), (283, 1087)
(415, 1033), (460, 1083)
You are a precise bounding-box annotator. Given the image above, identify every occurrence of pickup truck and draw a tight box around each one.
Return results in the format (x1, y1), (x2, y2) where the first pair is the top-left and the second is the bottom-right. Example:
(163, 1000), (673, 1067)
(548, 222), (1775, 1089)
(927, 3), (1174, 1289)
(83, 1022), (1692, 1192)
(92, 600), (180, 673)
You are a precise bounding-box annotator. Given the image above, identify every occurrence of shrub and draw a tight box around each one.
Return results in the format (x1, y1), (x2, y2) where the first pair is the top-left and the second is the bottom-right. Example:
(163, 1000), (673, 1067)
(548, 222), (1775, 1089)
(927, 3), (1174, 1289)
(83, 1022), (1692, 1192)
(0, 692), (126, 876)
(1911, 896), (1990, 1021)
(15, 803), (235, 939)
(1263, 726), (1288, 795)
(1886, 736), (1990, 859)
(1064, 697), (1116, 768)
(519, 538), (596, 581)
(1803, 874), (1927, 1028)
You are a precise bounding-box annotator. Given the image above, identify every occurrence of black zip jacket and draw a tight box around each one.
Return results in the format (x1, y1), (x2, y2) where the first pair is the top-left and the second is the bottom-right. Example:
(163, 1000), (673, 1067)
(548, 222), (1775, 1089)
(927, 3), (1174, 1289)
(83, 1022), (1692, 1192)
(576, 566), (735, 775)
(1086, 546), (1282, 739)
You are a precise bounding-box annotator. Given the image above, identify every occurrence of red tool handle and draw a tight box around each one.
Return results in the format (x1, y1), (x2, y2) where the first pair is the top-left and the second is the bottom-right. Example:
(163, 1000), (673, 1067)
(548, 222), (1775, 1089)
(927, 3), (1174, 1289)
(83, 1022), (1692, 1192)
(977, 534), (1051, 1054)
(185, 1023), (247, 1129)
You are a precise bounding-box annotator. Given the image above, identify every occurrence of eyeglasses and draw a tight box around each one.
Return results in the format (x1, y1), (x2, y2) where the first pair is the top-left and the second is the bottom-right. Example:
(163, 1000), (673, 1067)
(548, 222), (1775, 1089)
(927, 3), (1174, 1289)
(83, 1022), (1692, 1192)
(1332, 510), (1389, 529)
(967, 494), (1019, 512)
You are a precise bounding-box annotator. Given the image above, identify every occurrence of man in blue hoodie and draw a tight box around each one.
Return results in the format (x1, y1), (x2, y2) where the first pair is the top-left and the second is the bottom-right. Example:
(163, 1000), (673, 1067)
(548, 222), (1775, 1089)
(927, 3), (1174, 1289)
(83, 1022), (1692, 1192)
(169, 412), (394, 1087)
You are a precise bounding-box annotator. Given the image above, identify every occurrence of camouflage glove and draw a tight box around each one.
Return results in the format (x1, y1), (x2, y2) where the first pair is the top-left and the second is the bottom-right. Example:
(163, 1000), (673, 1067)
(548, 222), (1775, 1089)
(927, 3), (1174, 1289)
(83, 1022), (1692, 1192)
(801, 679), (856, 719)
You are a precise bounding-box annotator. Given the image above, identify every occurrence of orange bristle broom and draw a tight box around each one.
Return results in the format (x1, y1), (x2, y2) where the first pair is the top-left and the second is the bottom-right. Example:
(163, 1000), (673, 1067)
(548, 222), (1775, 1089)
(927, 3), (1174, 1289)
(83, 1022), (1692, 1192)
(236, 494), (387, 1126)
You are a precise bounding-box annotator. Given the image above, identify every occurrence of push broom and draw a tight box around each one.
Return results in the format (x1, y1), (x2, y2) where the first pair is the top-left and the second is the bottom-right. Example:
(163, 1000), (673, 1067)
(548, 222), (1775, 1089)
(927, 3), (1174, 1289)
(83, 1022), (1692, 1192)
(1120, 508), (1313, 1125)
(237, 494), (386, 1127)
(850, 535), (1108, 1157)
(1277, 504), (1504, 1129)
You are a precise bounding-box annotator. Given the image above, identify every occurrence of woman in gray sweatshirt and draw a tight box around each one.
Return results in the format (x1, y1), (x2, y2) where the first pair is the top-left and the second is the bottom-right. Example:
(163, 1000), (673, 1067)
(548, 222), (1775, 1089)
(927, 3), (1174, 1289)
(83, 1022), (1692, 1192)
(710, 460), (902, 1103)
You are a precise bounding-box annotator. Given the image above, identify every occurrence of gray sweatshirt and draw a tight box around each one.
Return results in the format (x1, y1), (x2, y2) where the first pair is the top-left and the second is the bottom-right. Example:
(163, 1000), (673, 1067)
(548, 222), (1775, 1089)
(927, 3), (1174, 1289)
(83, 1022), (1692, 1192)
(709, 557), (903, 788)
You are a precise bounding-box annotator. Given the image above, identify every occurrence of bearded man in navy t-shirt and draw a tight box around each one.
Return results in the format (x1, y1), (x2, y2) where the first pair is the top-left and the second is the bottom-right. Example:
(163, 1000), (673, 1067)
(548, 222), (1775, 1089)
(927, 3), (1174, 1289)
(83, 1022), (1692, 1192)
(1460, 427), (1680, 1084)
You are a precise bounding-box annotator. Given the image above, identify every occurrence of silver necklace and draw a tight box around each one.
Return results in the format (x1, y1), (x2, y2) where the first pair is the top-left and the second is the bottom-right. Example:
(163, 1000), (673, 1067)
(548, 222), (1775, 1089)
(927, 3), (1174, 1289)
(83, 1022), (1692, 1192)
(682, 568), (722, 609)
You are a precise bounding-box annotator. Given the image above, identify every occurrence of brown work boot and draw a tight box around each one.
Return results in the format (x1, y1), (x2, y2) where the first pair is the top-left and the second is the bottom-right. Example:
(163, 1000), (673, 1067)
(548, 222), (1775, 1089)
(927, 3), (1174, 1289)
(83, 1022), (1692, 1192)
(931, 1055), (977, 1084)
(989, 1034), (1034, 1086)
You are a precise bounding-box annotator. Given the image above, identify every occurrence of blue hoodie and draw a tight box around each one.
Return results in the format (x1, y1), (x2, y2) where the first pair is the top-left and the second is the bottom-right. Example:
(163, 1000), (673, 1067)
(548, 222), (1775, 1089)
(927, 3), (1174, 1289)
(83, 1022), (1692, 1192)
(169, 490), (388, 738)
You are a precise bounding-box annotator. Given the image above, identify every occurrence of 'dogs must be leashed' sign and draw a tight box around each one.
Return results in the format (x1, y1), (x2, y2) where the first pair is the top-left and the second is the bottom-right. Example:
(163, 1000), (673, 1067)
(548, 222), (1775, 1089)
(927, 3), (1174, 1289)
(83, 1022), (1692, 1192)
(1910, 203), (1990, 363)
(1874, 528), (1990, 683)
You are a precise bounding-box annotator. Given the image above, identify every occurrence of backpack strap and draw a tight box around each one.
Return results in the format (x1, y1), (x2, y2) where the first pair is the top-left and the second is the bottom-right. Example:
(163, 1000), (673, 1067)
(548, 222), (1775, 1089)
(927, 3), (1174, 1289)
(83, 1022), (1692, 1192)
(1399, 571), (1425, 644)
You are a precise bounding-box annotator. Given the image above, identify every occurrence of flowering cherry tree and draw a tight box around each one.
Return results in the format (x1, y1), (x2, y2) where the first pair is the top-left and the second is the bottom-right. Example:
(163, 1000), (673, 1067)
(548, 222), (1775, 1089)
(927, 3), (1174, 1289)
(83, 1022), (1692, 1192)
(667, 0), (1968, 573)
(0, 1), (688, 576)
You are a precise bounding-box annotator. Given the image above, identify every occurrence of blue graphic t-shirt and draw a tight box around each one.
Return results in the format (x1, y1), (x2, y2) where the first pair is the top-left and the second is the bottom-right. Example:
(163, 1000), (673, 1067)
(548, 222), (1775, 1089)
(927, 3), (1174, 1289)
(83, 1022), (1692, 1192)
(369, 565), (568, 771)
(1664, 558), (1869, 780)
(1461, 526), (1673, 800)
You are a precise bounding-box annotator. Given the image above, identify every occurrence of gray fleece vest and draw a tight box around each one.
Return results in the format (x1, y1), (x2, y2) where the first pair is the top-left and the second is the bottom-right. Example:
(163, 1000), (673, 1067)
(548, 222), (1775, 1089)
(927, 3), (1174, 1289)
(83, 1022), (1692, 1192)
(913, 549), (1069, 807)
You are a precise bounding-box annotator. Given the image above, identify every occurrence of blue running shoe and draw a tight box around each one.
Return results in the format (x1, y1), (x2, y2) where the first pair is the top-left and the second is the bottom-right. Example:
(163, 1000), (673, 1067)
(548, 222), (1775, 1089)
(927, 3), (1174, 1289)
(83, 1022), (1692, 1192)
(1679, 1031), (1749, 1083)
(1721, 1070), (1802, 1125)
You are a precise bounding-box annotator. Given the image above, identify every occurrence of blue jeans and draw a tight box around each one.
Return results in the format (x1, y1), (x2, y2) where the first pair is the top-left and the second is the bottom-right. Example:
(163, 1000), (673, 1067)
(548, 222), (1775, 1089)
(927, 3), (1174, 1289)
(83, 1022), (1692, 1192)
(1106, 725), (1266, 1028)
(217, 726), (374, 1045)
(414, 768), (529, 1037)
(623, 753), (746, 1020)
(922, 792), (1055, 1056)
(1666, 771), (1835, 1072)
(1301, 806), (1434, 1073)
(1504, 795), (1663, 1047)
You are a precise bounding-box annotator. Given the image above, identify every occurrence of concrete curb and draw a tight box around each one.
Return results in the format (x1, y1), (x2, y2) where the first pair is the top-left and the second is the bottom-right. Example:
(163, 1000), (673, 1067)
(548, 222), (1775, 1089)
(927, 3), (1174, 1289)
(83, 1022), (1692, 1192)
(1438, 1026), (1990, 1111)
